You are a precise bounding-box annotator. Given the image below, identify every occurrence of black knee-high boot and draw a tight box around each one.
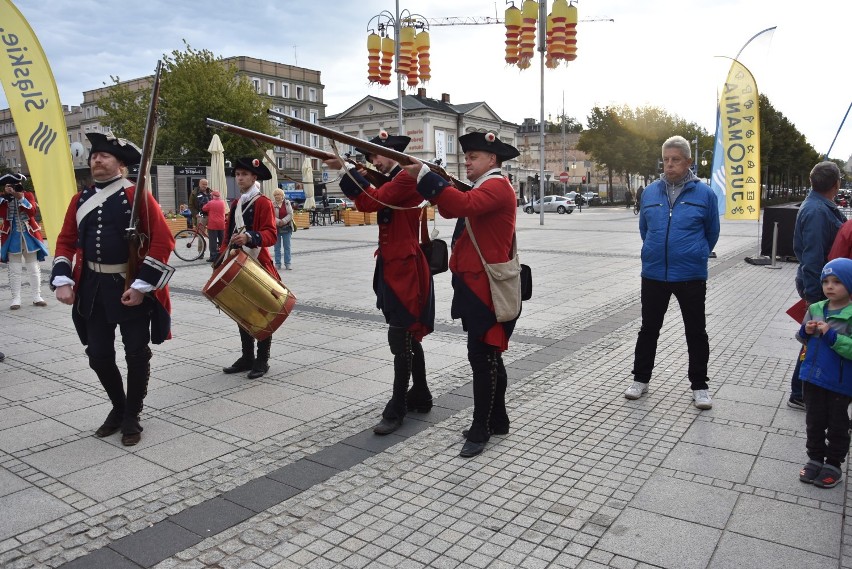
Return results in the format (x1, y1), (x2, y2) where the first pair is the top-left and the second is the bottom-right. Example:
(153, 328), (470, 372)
(121, 347), (151, 445)
(490, 353), (510, 434)
(248, 337), (271, 379)
(406, 338), (432, 412)
(89, 356), (126, 437)
(375, 326), (411, 434)
(224, 328), (255, 373)
(461, 345), (498, 458)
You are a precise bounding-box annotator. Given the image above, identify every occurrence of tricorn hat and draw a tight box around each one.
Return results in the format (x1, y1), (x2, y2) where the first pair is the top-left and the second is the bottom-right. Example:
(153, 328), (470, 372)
(459, 131), (520, 162)
(0, 172), (27, 190)
(86, 133), (142, 166)
(232, 157), (272, 181)
(358, 130), (410, 161)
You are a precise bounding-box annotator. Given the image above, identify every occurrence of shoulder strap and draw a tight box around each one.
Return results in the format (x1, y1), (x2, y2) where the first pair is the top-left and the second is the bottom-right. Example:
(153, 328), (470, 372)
(464, 218), (517, 264)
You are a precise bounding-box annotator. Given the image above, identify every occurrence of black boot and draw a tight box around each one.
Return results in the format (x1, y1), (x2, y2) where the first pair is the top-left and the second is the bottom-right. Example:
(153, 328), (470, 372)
(406, 339), (433, 413)
(121, 347), (151, 446)
(248, 337), (271, 379)
(375, 327), (411, 435)
(461, 343), (498, 458)
(89, 356), (126, 438)
(490, 353), (510, 435)
(224, 328), (255, 374)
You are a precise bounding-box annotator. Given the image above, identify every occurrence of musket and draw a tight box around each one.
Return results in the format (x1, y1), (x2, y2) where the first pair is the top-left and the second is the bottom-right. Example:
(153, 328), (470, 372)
(266, 108), (473, 192)
(205, 118), (391, 188)
(125, 60), (162, 290)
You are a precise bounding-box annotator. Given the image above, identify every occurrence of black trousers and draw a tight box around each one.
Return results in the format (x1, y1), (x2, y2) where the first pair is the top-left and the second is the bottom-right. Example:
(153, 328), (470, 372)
(632, 277), (709, 390)
(803, 382), (852, 465)
(84, 289), (151, 360)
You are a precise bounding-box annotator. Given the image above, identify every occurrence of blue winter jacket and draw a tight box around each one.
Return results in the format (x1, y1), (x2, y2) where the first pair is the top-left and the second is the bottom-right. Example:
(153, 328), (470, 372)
(639, 178), (720, 282)
(793, 191), (846, 303)
(797, 301), (852, 397)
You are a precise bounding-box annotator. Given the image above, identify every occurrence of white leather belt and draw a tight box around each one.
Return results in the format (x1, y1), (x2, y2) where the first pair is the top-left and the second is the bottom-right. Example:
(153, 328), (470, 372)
(86, 261), (128, 274)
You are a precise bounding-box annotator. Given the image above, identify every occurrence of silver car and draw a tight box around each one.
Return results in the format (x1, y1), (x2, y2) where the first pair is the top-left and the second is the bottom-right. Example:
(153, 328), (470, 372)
(523, 195), (575, 214)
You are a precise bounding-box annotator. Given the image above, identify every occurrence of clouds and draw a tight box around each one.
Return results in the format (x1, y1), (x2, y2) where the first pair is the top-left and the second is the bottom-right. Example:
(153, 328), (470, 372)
(3, 0), (851, 161)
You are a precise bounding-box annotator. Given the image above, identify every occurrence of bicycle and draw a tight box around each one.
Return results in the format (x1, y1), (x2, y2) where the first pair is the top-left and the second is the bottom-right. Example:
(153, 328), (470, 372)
(633, 201), (640, 215)
(172, 224), (208, 261)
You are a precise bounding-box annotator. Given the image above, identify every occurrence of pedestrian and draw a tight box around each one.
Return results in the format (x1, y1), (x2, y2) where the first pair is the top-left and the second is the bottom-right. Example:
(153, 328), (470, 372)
(402, 131), (520, 458)
(50, 133), (174, 446)
(625, 188), (633, 209)
(796, 258), (852, 488)
(788, 161), (847, 410)
(624, 135), (720, 409)
(202, 189), (226, 262)
(220, 157), (279, 379)
(179, 203), (192, 228)
(272, 188), (294, 270)
(324, 131), (435, 435)
(0, 173), (49, 309)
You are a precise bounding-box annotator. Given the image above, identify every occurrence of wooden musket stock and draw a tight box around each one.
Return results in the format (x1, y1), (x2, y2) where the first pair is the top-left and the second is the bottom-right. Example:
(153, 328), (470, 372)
(125, 60), (162, 291)
(204, 118), (391, 189)
(266, 108), (472, 192)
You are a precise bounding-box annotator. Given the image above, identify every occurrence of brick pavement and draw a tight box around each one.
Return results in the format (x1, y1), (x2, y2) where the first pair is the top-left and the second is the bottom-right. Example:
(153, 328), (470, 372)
(0, 207), (844, 568)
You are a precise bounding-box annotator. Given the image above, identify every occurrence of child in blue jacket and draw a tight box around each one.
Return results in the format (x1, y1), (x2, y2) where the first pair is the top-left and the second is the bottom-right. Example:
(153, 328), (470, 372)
(797, 258), (852, 488)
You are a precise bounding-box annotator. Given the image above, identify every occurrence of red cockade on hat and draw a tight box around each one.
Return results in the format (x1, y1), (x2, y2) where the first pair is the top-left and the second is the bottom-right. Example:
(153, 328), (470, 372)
(379, 130), (389, 140)
(485, 132), (496, 143)
(252, 159), (260, 167)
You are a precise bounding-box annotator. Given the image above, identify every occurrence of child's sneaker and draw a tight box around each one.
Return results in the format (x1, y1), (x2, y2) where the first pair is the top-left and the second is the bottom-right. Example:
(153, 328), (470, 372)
(692, 389), (713, 410)
(624, 381), (648, 400)
(799, 459), (823, 484)
(813, 464), (843, 488)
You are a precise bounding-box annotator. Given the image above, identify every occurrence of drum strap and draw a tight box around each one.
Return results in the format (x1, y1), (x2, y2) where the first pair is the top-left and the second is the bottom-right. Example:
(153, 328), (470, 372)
(234, 193), (261, 260)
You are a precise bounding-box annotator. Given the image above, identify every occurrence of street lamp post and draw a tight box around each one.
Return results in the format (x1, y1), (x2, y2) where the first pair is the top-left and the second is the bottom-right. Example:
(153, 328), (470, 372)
(700, 150), (713, 180)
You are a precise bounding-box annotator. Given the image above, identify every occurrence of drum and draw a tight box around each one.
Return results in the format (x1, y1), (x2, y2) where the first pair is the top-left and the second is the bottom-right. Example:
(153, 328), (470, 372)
(202, 250), (296, 340)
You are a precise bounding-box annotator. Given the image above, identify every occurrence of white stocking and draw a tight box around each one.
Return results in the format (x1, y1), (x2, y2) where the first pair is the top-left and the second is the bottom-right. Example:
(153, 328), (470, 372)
(8, 254), (22, 308)
(24, 253), (44, 303)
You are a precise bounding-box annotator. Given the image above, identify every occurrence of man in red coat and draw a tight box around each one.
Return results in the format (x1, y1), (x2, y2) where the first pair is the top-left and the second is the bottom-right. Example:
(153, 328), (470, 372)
(324, 132), (435, 435)
(404, 132), (520, 458)
(51, 133), (175, 446)
(220, 157), (279, 379)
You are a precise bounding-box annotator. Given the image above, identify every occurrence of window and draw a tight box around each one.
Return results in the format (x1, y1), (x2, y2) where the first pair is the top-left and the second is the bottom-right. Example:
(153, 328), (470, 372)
(277, 156), (285, 170)
(295, 85), (303, 100)
(311, 158), (318, 171)
(309, 110), (318, 124)
(251, 78), (261, 93)
(281, 83), (290, 98)
(310, 134), (319, 148)
(291, 132), (301, 144)
(308, 87), (317, 102)
(447, 134), (455, 155)
(291, 108), (300, 119)
(267, 81), (275, 96)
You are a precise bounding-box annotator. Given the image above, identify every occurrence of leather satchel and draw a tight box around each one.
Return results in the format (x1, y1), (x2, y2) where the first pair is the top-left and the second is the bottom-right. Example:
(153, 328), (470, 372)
(420, 208), (448, 275)
(464, 219), (527, 323)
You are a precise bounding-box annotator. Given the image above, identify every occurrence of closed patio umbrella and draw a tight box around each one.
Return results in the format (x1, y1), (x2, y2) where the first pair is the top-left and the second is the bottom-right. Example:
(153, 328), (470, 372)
(261, 149), (278, 199)
(207, 134), (227, 201)
(302, 157), (315, 210)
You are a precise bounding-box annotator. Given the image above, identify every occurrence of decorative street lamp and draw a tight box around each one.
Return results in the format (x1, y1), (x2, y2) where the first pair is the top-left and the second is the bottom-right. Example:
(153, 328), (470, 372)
(700, 150), (713, 166)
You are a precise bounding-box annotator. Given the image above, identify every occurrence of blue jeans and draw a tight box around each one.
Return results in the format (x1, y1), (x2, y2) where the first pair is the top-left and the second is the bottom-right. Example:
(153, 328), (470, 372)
(274, 230), (292, 267)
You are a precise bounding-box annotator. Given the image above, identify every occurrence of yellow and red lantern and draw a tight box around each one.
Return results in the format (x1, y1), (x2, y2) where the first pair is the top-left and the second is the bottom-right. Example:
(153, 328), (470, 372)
(548, 0), (568, 63)
(380, 35), (394, 85)
(415, 29), (431, 83)
(367, 32), (382, 84)
(517, 0), (538, 70)
(398, 24), (415, 80)
(504, 5), (522, 65)
(565, 2), (578, 61)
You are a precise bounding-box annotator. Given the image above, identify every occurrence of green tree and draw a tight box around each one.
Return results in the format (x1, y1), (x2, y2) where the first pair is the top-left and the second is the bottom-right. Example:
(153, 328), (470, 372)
(101, 42), (276, 165)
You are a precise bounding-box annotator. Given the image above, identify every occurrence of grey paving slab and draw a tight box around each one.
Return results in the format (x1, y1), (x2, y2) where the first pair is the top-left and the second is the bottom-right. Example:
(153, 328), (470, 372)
(135, 431), (238, 470)
(275, 394), (350, 422)
(0, 417), (78, 453)
(661, 441), (756, 483)
(172, 397), (258, 426)
(170, 497), (255, 536)
(630, 474), (738, 529)
(598, 507), (722, 569)
(709, 532), (836, 569)
(437, 393), (474, 410)
(61, 454), (173, 501)
(0, 404), (44, 431)
(143, 384), (207, 409)
(341, 429), (407, 453)
(0, 487), (76, 540)
(215, 408), (302, 442)
(23, 390), (103, 417)
(760, 432), (807, 462)
(224, 382), (299, 408)
(681, 420), (766, 455)
(727, 494), (842, 556)
(53, 402), (113, 432)
(100, 417), (193, 451)
(267, 458), (341, 490)
(22, 436), (126, 477)
(0, 468), (29, 497)
(771, 407), (807, 432)
(713, 384), (785, 407)
(109, 520), (202, 568)
(59, 547), (142, 569)
(700, 399), (778, 427)
(746, 456), (844, 504)
(222, 476), (301, 513)
(306, 443), (376, 470)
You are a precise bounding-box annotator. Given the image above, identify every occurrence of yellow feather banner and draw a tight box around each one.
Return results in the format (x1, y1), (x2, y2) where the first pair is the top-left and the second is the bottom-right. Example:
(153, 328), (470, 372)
(720, 59), (761, 220)
(0, 1), (76, 247)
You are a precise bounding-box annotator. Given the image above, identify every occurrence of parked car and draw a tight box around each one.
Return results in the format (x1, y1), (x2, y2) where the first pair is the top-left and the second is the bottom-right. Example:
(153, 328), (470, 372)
(582, 192), (602, 206)
(324, 196), (355, 209)
(523, 195), (575, 214)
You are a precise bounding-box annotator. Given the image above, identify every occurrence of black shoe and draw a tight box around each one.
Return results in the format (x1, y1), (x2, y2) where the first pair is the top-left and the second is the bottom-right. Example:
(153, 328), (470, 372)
(462, 426), (509, 438)
(94, 408), (124, 437)
(121, 433), (141, 446)
(223, 357), (254, 374)
(95, 424), (120, 438)
(373, 417), (402, 435)
(787, 396), (805, 410)
(247, 362), (269, 379)
(459, 440), (487, 458)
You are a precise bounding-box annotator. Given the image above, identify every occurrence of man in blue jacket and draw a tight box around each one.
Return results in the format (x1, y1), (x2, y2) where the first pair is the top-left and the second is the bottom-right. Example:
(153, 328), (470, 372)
(788, 161), (847, 409)
(625, 135), (720, 409)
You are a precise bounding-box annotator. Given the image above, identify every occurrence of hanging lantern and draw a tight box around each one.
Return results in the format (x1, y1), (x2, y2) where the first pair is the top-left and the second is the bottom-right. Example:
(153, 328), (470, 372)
(398, 24), (415, 78)
(518, 0), (538, 70)
(379, 35), (394, 85)
(565, 2), (578, 61)
(415, 29), (431, 83)
(549, 0), (568, 63)
(367, 32), (381, 84)
(407, 29), (420, 88)
(544, 18), (559, 68)
(504, 5), (522, 65)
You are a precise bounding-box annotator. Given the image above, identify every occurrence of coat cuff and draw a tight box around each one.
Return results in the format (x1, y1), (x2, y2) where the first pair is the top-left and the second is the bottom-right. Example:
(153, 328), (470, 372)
(339, 168), (369, 198)
(416, 171), (451, 201)
(137, 256), (175, 290)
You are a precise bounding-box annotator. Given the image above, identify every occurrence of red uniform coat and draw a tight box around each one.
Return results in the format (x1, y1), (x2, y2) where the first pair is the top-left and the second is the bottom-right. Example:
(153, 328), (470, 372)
(52, 184), (174, 342)
(416, 169), (517, 351)
(221, 192), (279, 281)
(0, 191), (44, 240)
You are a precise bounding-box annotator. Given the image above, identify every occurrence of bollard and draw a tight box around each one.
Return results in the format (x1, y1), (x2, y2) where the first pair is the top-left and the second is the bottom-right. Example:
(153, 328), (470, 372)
(767, 221), (782, 270)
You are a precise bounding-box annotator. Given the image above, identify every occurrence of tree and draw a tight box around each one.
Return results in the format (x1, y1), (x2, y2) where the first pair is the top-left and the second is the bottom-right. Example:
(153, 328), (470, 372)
(101, 42), (276, 165)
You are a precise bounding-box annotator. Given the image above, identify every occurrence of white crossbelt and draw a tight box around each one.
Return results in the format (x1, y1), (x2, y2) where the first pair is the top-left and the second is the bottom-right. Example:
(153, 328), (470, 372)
(86, 261), (128, 274)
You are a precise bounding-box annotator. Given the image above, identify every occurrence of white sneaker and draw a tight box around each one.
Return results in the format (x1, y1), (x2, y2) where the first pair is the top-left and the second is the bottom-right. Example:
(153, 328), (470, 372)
(693, 389), (713, 410)
(624, 381), (648, 400)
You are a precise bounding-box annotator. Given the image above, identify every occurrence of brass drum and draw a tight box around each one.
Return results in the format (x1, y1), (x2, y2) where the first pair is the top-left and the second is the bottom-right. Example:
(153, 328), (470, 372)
(202, 250), (296, 340)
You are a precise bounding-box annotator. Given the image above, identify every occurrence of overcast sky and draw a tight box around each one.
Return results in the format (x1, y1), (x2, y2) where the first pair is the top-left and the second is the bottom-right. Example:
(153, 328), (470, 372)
(4, 0), (851, 162)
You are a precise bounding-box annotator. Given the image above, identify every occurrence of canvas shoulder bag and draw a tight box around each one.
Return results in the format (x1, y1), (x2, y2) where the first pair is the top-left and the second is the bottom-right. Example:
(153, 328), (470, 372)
(464, 218), (522, 323)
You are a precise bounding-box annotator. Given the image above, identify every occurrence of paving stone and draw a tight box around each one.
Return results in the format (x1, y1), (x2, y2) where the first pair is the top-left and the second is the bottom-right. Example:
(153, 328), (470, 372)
(57, 546), (142, 569)
(630, 474), (738, 529)
(709, 531), (835, 569)
(0, 488), (76, 541)
(661, 442), (755, 484)
(267, 458), (341, 490)
(109, 521), (202, 567)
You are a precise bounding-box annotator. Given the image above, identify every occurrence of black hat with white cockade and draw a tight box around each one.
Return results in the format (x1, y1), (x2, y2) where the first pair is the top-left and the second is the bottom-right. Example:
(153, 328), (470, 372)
(0, 172), (27, 191)
(86, 133), (142, 166)
(458, 131), (520, 162)
(232, 157), (273, 181)
(357, 130), (411, 161)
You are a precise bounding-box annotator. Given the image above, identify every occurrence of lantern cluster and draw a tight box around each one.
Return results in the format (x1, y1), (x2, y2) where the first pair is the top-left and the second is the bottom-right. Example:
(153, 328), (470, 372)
(366, 23), (431, 88)
(504, 0), (578, 70)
